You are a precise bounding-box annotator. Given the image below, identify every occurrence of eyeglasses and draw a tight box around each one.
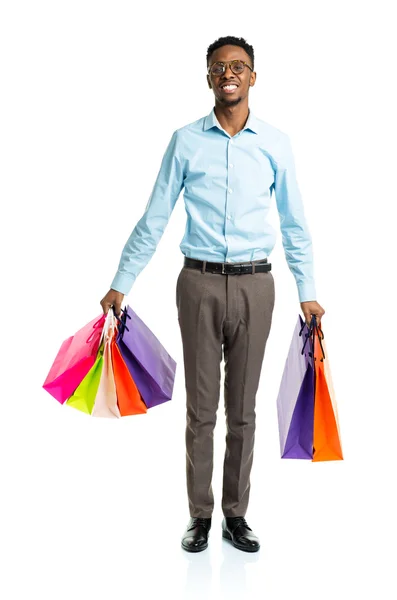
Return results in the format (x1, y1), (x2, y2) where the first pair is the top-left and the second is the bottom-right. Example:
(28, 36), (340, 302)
(207, 60), (253, 76)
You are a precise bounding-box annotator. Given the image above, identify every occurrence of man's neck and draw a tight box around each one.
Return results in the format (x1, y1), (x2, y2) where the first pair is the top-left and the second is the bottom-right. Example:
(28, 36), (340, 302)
(213, 102), (250, 137)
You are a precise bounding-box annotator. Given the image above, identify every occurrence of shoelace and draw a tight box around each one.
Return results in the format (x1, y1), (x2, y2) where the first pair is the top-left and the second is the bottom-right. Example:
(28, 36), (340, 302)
(188, 517), (211, 531)
(227, 516), (252, 531)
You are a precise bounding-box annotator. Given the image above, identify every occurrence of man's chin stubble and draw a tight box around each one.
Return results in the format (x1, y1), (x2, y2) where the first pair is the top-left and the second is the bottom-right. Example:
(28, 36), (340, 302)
(218, 95), (243, 107)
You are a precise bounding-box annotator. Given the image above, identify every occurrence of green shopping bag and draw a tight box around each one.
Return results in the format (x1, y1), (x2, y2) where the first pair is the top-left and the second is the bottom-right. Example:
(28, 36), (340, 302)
(65, 341), (105, 414)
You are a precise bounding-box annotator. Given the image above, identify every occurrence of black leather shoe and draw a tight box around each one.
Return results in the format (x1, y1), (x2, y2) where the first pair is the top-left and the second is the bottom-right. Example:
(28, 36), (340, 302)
(181, 517), (211, 552)
(222, 516), (260, 552)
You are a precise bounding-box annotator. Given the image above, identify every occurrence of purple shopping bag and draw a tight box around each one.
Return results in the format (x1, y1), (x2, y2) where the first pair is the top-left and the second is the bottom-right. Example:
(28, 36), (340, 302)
(115, 305), (177, 409)
(276, 314), (315, 459)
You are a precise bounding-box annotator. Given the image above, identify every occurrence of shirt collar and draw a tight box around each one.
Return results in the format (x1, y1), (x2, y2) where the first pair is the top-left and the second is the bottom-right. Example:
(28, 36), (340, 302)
(203, 106), (259, 135)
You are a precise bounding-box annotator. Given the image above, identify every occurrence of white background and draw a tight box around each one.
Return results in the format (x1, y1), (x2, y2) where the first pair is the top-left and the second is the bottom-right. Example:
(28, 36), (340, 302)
(1, 1), (396, 598)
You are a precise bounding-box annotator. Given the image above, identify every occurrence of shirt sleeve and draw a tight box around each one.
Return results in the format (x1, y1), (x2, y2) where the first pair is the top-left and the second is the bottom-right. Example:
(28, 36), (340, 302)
(110, 129), (185, 295)
(272, 133), (317, 303)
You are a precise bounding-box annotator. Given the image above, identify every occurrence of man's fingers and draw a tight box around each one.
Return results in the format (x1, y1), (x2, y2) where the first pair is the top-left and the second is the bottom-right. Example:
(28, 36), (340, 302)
(306, 314), (322, 328)
(100, 299), (113, 315)
(100, 290), (125, 317)
(305, 313), (315, 328)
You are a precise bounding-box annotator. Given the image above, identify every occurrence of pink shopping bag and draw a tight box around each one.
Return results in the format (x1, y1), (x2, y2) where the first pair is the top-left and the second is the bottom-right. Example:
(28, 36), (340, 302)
(42, 313), (106, 404)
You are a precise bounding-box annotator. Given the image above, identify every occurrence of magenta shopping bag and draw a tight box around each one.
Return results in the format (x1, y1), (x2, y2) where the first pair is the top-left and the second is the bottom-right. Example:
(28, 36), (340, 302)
(42, 313), (107, 404)
(115, 305), (177, 408)
(276, 314), (316, 459)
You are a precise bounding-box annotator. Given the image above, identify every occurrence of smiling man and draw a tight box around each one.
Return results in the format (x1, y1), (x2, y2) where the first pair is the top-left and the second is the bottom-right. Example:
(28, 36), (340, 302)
(101, 35), (325, 553)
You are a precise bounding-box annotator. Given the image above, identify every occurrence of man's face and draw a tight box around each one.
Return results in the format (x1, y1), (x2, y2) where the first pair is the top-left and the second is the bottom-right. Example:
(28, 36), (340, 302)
(207, 44), (256, 107)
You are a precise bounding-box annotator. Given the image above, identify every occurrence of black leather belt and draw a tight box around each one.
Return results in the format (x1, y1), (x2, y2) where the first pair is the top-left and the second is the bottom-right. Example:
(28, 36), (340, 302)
(184, 256), (272, 275)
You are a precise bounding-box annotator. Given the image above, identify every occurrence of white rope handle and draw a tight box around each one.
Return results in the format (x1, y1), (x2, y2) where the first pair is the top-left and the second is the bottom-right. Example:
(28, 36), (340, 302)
(98, 307), (117, 347)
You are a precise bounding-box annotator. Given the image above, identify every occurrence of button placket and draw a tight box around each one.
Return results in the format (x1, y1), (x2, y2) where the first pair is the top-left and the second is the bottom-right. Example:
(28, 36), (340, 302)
(225, 136), (234, 261)
(227, 137), (234, 207)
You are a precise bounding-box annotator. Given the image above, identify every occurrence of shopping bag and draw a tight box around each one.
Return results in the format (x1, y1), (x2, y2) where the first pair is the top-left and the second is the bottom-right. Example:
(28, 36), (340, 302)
(115, 305), (177, 408)
(111, 339), (147, 416)
(43, 312), (107, 404)
(277, 314), (343, 462)
(65, 341), (105, 414)
(91, 308), (121, 418)
(312, 330), (343, 461)
(276, 314), (315, 459)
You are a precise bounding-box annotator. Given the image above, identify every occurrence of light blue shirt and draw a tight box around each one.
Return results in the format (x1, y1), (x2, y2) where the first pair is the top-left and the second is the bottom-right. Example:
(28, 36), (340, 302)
(111, 107), (316, 302)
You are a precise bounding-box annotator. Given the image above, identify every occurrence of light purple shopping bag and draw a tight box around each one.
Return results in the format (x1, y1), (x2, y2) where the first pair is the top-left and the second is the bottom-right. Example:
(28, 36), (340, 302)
(115, 305), (177, 409)
(276, 314), (316, 459)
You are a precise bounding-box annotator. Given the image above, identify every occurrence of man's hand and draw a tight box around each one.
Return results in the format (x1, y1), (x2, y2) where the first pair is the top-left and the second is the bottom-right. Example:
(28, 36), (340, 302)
(100, 289), (125, 317)
(300, 300), (325, 328)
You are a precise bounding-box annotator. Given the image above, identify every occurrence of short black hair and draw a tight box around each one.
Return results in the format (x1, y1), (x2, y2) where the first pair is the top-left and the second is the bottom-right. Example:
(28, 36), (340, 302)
(206, 36), (254, 70)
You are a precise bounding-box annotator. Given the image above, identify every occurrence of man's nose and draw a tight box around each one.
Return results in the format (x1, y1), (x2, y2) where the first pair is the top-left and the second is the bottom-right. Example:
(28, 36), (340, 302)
(224, 64), (234, 76)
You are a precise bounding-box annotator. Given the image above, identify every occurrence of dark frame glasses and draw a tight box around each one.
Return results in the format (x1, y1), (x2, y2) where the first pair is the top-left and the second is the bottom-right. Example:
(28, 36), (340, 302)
(207, 60), (254, 76)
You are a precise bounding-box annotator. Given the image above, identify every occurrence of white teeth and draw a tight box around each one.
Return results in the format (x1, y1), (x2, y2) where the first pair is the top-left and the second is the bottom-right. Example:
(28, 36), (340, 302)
(222, 85), (237, 90)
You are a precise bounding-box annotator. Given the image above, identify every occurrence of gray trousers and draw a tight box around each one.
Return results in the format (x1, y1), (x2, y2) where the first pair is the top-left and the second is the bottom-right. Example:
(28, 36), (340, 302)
(176, 258), (275, 518)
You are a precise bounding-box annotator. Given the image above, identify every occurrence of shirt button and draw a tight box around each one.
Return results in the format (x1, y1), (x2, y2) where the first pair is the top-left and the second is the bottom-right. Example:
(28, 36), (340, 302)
(229, 163), (234, 167)
(228, 188), (233, 193)
(227, 214), (231, 220)
(230, 139), (233, 144)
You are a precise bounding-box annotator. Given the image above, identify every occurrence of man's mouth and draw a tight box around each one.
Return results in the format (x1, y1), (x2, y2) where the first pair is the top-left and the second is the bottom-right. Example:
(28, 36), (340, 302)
(220, 84), (238, 93)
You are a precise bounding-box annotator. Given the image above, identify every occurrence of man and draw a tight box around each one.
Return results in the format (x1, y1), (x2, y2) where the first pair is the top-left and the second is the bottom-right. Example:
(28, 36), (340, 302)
(100, 35), (325, 553)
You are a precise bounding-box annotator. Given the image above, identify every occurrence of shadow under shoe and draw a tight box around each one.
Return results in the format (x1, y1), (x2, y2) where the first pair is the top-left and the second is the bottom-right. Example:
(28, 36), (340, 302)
(181, 517), (212, 552)
(222, 516), (260, 552)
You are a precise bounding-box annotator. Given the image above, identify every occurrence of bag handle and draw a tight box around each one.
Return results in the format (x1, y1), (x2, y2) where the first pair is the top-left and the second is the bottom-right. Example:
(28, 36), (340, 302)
(104, 307), (116, 341)
(85, 313), (107, 344)
(114, 305), (131, 339)
(85, 308), (117, 346)
(299, 314), (325, 360)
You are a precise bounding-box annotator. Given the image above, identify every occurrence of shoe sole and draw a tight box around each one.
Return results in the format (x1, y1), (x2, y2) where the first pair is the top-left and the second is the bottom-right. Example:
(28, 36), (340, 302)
(222, 529), (260, 552)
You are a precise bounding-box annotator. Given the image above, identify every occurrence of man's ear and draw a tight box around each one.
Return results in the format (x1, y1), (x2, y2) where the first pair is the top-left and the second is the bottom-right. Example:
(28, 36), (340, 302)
(207, 75), (212, 89)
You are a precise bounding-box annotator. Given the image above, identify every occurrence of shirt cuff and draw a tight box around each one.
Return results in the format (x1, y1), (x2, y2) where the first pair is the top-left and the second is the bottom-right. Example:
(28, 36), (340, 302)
(297, 282), (317, 303)
(110, 271), (137, 296)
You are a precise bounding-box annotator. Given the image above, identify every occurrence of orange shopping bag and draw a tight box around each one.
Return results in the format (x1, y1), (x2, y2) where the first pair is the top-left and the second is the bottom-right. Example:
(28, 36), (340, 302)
(111, 337), (147, 416)
(312, 323), (343, 462)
